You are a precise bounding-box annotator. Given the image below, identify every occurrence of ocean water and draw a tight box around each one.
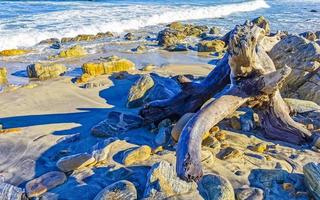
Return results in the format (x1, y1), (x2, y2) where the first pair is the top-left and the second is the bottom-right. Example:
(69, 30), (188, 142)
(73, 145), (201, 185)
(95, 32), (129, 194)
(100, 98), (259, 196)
(0, 0), (319, 51)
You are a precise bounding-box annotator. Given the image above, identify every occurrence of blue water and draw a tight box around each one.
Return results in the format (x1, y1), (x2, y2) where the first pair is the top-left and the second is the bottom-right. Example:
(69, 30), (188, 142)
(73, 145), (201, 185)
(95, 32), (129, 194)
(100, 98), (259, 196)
(0, 0), (319, 50)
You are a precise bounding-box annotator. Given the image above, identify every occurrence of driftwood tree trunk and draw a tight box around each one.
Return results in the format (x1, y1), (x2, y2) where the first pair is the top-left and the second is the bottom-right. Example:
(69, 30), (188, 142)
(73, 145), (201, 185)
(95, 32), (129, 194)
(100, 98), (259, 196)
(140, 20), (313, 181)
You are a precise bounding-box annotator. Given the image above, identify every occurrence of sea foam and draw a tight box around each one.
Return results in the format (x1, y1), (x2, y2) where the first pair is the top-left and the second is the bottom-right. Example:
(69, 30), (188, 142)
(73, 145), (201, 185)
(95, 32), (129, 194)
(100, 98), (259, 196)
(0, 0), (269, 50)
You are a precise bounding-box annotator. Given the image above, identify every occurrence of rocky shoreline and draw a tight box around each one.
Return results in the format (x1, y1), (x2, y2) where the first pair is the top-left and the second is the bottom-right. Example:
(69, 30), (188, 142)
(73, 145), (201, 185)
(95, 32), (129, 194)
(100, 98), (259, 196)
(0, 16), (320, 200)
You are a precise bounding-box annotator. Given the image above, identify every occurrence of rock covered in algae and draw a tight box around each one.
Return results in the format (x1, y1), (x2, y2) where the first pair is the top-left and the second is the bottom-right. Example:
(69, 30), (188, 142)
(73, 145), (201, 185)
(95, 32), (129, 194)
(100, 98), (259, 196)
(27, 63), (67, 80)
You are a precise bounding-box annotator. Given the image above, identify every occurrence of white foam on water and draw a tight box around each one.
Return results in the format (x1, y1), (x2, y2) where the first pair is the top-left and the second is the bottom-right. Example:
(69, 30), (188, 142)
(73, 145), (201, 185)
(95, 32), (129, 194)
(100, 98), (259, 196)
(0, 0), (269, 50)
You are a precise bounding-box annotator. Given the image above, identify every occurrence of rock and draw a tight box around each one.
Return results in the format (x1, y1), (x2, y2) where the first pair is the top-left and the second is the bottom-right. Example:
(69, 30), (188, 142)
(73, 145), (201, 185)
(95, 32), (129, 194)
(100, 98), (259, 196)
(252, 143), (268, 153)
(235, 187), (264, 200)
(157, 28), (186, 47)
(166, 43), (188, 51)
(76, 73), (92, 83)
(198, 40), (225, 52)
(57, 45), (87, 58)
(91, 111), (143, 137)
(25, 171), (66, 198)
(144, 161), (197, 198)
(56, 153), (95, 172)
(230, 116), (241, 130)
(171, 113), (194, 142)
(82, 56), (135, 76)
(127, 74), (154, 108)
(284, 98), (320, 113)
(124, 32), (135, 40)
(141, 65), (155, 71)
(26, 63), (67, 80)
(61, 34), (97, 43)
(0, 67), (8, 85)
(0, 49), (30, 56)
(252, 16), (270, 35)
(310, 9), (318, 12)
(215, 130), (227, 141)
(198, 174), (235, 200)
(131, 45), (147, 53)
(313, 135), (320, 149)
(96, 31), (114, 38)
(142, 74), (181, 104)
(123, 145), (152, 165)
(91, 138), (120, 163)
(219, 147), (242, 160)
(249, 169), (307, 199)
(39, 38), (59, 44)
(209, 26), (220, 35)
(239, 108), (255, 131)
(167, 22), (185, 31)
(269, 35), (320, 104)
(299, 31), (317, 41)
(303, 162), (320, 200)
(50, 41), (61, 49)
(94, 180), (137, 200)
(0, 182), (26, 200)
(155, 119), (172, 146)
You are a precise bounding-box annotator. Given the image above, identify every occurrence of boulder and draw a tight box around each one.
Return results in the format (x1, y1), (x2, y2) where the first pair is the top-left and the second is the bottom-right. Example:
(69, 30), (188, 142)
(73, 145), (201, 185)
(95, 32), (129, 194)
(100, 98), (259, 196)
(144, 161), (197, 198)
(126, 73), (181, 108)
(166, 43), (188, 51)
(157, 28), (186, 47)
(57, 45), (87, 58)
(269, 35), (320, 104)
(94, 180), (137, 200)
(91, 138), (120, 163)
(127, 74), (154, 108)
(0, 67), (7, 85)
(25, 171), (66, 198)
(235, 187), (264, 200)
(252, 16), (270, 35)
(0, 182), (26, 200)
(209, 26), (220, 35)
(56, 153), (95, 172)
(198, 174), (235, 200)
(91, 111), (143, 137)
(123, 145), (152, 165)
(198, 40), (226, 52)
(82, 56), (135, 76)
(299, 31), (317, 41)
(131, 45), (147, 53)
(0, 49), (30, 56)
(26, 63), (67, 80)
(303, 162), (320, 200)
(39, 38), (59, 45)
(124, 32), (135, 40)
(96, 31), (114, 38)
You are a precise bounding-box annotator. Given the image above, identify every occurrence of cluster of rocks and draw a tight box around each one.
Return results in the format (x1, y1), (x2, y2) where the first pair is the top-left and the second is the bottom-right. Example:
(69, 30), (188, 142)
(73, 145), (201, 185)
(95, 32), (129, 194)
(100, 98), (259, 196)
(40, 31), (114, 45)
(157, 21), (223, 51)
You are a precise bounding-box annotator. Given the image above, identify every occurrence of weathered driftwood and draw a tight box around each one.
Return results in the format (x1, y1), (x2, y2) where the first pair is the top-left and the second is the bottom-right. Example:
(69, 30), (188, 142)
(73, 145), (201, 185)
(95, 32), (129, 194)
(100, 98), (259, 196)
(140, 54), (230, 124)
(140, 19), (313, 181)
(175, 22), (312, 182)
(303, 162), (320, 200)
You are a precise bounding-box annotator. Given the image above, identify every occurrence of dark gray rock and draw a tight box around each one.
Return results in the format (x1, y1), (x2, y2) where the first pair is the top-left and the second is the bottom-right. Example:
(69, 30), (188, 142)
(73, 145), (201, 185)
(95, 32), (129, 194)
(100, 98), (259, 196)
(91, 111), (143, 137)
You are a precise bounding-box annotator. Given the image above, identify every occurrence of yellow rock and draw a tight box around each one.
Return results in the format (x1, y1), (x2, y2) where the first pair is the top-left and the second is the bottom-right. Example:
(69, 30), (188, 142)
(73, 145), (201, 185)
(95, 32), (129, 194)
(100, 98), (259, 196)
(209, 126), (220, 134)
(253, 143), (268, 153)
(27, 63), (67, 80)
(215, 130), (227, 141)
(0, 67), (8, 84)
(58, 45), (87, 58)
(282, 183), (294, 191)
(142, 64), (155, 71)
(152, 146), (164, 154)
(0, 128), (22, 134)
(0, 49), (30, 56)
(198, 40), (226, 52)
(76, 73), (92, 83)
(82, 56), (135, 76)
(220, 147), (242, 160)
(123, 145), (152, 165)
